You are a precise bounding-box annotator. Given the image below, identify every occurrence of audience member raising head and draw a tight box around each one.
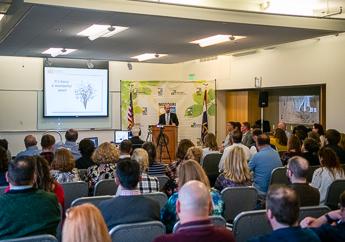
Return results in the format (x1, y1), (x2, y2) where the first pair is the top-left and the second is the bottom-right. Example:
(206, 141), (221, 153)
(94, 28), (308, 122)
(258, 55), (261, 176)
(119, 139), (132, 160)
(325, 129), (345, 164)
(154, 181), (235, 242)
(185, 146), (203, 164)
(40, 134), (55, 164)
(63, 204), (111, 242)
(214, 146), (252, 192)
(142, 141), (167, 176)
(0, 146), (9, 186)
(131, 148), (159, 194)
(51, 148), (80, 183)
(86, 142), (119, 193)
(76, 138), (95, 169)
(99, 159), (160, 230)
(16, 135), (40, 160)
(311, 147), (345, 204)
(301, 138), (320, 166)
(161, 159), (224, 233)
(281, 135), (302, 165)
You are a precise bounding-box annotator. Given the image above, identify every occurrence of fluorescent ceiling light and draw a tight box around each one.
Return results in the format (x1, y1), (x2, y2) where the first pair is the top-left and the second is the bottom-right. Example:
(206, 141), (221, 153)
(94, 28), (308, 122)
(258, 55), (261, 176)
(190, 35), (246, 47)
(131, 53), (167, 62)
(42, 48), (77, 57)
(0, 14), (4, 21)
(77, 24), (128, 41)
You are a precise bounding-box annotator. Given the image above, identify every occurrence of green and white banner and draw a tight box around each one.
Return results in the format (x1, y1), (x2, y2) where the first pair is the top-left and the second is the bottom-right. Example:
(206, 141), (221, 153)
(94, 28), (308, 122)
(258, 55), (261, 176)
(120, 80), (216, 145)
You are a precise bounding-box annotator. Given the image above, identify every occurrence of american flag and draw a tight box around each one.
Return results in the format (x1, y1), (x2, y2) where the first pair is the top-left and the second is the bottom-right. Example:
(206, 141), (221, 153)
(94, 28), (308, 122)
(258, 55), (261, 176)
(201, 89), (208, 142)
(127, 91), (134, 129)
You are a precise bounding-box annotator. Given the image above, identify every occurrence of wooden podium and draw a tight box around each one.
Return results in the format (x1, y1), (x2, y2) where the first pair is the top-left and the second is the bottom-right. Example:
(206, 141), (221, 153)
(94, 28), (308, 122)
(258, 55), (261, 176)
(150, 125), (178, 164)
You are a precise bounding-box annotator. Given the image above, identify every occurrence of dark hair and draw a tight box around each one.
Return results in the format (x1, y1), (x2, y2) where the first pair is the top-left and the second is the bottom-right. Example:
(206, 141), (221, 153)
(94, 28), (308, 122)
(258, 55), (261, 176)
(293, 125), (308, 142)
(203, 133), (218, 151)
(340, 191), (345, 208)
(313, 123), (325, 136)
(318, 147), (344, 178)
(325, 129), (341, 145)
(115, 159), (140, 189)
(0, 146), (9, 172)
(65, 129), (78, 142)
(176, 139), (194, 160)
(303, 138), (320, 153)
(307, 131), (321, 143)
(120, 140), (132, 154)
(231, 130), (243, 143)
(288, 135), (301, 152)
(41, 134), (56, 149)
(24, 135), (37, 148)
(142, 142), (157, 165)
(266, 185), (300, 226)
(7, 157), (35, 186)
(0, 139), (8, 150)
(257, 134), (270, 146)
(252, 129), (263, 137)
(274, 128), (288, 146)
(79, 139), (96, 158)
(234, 122), (241, 131)
(33, 156), (54, 192)
(242, 122), (251, 130)
(287, 156), (308, 178)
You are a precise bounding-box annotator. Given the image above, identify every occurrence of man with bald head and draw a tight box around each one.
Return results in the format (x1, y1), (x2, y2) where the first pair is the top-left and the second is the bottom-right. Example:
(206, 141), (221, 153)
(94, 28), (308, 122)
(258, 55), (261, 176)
(158, 104), (179, 126)
(154, 180), (234, 242)
(16, 135), (40, 160)
(287, 156), (320, 206)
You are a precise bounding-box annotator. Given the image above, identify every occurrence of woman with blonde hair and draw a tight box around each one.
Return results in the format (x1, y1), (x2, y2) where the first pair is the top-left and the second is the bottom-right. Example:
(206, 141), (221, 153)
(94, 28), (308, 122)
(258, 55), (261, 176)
(86, 142), (119, 193)
(214, 146), (252, 192)
(161, 159), (223, 233)
(62, 203), (111, 242)
(185, 146), (203, 164)
(131, 148), (159, 194)
(50, 148), (80, 183)
(201, 132), (220, 164)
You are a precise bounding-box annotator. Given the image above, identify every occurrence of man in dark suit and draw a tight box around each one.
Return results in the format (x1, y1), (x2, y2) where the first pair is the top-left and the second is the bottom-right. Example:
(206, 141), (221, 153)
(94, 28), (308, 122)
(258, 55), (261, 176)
(159, 104), (179, 126)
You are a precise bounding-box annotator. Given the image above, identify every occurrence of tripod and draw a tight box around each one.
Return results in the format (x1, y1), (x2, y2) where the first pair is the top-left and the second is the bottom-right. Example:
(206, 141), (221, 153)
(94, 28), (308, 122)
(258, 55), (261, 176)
(146, 125), (152, 142)
(157, 126), (172, 163)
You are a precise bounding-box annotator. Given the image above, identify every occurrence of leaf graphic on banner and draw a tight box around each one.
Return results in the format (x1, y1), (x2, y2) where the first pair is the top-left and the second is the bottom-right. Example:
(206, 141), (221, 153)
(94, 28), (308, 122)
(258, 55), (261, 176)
(137, 87), (152, 95)
(193, 92), (203, 105)
(134, 106), (142, 114)
(185, 104), (203, 117)
(207, 89), (215, 103)
(208, 103), (216, 116)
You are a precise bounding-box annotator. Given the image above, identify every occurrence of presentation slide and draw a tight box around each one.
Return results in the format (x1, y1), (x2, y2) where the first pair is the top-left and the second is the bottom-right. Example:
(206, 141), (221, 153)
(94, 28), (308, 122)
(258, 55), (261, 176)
(44, 67), (108, 117)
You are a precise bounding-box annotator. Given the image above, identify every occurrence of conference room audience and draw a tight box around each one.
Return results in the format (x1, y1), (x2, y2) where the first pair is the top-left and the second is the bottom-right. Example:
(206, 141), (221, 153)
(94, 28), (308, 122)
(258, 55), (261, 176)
(86, 142), (119, 193)
(270, 128), (288, 153)
(56, 128), (81, 160)
(281, 135), (302, 165)
(286, 156), (320, 206)
(312, 123), (326, 147)
(300, 191), (345, 242)
(119, 139), (132, 160)
(201, 132), (220, 163)
(301, 138), (320, 166)
(161, 159), (223, 233)
(324, 129), (345, 164)
(154, 181), (235, 242)
(311, 147), (345, 204)
(0, 139), (12, 162)
(63, 204), (111, 242)
(16, 135), (40, 159)
(248, 185), (321, 242)
(143, 142), (167, 176)
(249, 134), (282, 196)
(185, 146), (203, 164)
(214, 146), (252, 192)
(219, 129), (251, 172)
(40, 134), (55, 164)
(241, 121), (254, 147)
(76, 138), (96, 169)
(99, 159), (160, 229)
(50, 148), (80, 183)
(131, 148), (159, 194)
(0, 157), (60, 239)
(167, 139), (194, 180)
(0, 146), (8, 186)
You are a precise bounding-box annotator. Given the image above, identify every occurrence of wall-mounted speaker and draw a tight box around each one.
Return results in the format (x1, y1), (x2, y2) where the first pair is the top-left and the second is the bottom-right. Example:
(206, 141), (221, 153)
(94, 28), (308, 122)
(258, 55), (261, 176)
(259, 91), (268, 107)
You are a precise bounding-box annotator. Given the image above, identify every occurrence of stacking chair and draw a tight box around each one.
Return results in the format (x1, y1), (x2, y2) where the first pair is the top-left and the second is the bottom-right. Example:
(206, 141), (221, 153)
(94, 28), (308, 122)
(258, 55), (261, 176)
(269, 167), (289, 185)
(71, 195), (113, 208)
(143, 192), (167, 209)
(0, 234), (58, 242)
(156, 175), (169, 191)
(172, 215), (226, 233)
(202, 153), (222, 187)
(221, 186), (257, 223)
(61, 181), (88, 209)
(325, 179), (345, 210)
(93, 179), (118, 196)
(0, 186), (6, 195)
(299, 205), (330, 220)
(109, 221), (165, 242)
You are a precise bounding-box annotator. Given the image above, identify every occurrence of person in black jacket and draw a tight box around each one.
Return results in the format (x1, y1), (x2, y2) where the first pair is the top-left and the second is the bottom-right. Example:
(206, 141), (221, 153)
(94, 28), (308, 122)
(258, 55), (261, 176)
(158, 104), (179, 126)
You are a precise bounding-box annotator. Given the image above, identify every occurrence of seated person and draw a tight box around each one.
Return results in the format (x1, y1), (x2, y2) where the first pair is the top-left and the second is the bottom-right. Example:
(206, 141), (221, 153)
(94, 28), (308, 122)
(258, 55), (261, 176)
(40, 134), (55, 164)
(55, 129), (81, 160)
(249, 185), (321, 242)
(281, 135), (302, 165)
(270, 128), (288, 153)
(301, 138), (320, 166)
(300, 191), (345, 242)
(0, 139), (11, 163)
(201, 133), (220, 164)
(0, 157), (60, 239)
(50, 148), (80, 183)
(286, 156), (320, 206)
(129, 126), (145, 150)
(154, 180), (234, 242)
(241, 121), (255, 148)
(76, 138), (96, 169)
(324, 129), (345, 164)
(119, 139), (132, 160)
(16, 135), (40, 160)
(142, 142), (167, 176)
(185, 146), (203, 164)
(0, 147), (9, 186)
(99, 159), (160, 229)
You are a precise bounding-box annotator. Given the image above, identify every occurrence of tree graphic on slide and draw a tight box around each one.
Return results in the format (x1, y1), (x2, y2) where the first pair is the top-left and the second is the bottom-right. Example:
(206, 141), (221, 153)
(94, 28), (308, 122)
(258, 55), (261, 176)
(75, 84), (96, 109)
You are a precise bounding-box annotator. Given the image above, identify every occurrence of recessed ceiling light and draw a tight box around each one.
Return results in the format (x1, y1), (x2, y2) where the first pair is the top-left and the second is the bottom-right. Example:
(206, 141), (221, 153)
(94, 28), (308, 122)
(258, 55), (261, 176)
(77, 24), (128, 41)
(190, 35), (246, 47)
(42, 48), (77, 57)
(131, 53), (167, 62)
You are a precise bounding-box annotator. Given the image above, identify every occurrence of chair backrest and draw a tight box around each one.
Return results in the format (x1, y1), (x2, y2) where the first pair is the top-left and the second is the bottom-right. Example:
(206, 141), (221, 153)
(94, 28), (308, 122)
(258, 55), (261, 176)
(0, 186), (6, 195)
(299, 205), (330, 220)
(71, 195), (113, 208)
(221, 186), (257, 222)
(306, 165), (320, 183)
(269, 167), (289, 185)
(0, 234), (58, 242)
(325, 179), (345, 210)
(109, 221), (165, 242)
(61, 181), (89, 209)
(143, 192), (167, 209)
(172, 215), (226, 233)
(78, 169), (88, 181)
(202, 153), (222, 186)
(155, 175), (169, 191)
(94, 179), (118, 196)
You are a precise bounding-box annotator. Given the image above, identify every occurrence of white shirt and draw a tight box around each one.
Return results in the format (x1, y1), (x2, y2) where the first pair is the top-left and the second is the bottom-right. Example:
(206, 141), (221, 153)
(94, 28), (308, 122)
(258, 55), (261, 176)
(165, 113), (170, 124)
(218, 143), (252, 172)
